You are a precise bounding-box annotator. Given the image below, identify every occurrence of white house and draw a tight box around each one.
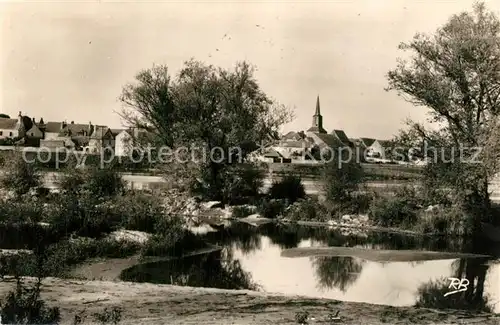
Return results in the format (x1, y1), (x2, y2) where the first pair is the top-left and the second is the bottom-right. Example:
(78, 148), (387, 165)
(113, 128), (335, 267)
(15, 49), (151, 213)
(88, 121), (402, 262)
(0, 118), (18, 139)
(0, 112), (32, 139)
(115, 129), (133, 157)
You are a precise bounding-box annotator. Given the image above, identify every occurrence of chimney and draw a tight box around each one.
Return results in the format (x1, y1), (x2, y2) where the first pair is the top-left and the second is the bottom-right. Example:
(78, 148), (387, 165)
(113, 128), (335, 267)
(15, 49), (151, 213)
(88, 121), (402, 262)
(39, 118), (44, 125)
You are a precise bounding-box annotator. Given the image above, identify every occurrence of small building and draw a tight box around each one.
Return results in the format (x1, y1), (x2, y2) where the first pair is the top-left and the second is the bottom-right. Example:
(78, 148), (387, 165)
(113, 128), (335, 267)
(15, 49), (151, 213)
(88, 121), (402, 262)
(88, 126), (114, 153)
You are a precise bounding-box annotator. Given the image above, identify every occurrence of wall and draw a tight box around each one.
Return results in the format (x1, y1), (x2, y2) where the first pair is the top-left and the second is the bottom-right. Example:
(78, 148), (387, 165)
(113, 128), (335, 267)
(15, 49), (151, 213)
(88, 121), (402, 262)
(0, 129), (18, 139)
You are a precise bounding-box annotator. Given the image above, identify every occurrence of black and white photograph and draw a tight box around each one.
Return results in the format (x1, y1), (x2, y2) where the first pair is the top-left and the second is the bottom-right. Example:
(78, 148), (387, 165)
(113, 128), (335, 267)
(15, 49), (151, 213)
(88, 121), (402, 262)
(1, 0), (500, 324)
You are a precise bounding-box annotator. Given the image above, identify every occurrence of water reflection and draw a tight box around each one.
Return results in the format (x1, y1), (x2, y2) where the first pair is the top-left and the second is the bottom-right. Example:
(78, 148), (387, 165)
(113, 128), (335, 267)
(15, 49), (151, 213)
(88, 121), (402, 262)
(415, 236), (495, 312)
(120, 247), (259, 290)
(1, 220), (498, 312)
(312, 256), (364, 292)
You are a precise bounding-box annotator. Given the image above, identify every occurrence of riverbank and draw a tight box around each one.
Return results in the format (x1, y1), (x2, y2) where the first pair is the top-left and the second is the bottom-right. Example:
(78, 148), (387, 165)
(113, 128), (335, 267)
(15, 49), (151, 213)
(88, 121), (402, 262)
(0, 277), (497, 324)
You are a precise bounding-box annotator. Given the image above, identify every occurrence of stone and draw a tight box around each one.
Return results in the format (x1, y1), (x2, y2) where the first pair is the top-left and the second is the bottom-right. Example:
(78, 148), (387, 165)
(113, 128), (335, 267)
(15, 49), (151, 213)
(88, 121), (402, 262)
(341, 215), (352, 221)
(201, 201), (224, 210)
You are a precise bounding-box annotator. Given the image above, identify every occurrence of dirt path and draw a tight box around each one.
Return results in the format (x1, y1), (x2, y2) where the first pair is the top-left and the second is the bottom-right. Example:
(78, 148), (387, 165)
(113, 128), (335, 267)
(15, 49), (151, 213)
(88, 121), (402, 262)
(0, 277), (498, 324)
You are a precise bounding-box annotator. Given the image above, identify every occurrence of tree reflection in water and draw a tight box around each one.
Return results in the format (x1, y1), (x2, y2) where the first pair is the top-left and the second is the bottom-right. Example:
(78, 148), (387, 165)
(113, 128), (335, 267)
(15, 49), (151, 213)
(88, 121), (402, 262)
(120, 248), (260, 290)
(203, 223), (261, 255)
(415, 236), (496, 312)
(312, 256), (364, 292)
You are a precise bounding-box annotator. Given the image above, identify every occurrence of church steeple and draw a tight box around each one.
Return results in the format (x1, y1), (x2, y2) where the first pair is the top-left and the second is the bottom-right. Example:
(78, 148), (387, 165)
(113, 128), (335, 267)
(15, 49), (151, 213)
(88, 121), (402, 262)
(307, 95), (326, 134)
(315, 95), (321, 116)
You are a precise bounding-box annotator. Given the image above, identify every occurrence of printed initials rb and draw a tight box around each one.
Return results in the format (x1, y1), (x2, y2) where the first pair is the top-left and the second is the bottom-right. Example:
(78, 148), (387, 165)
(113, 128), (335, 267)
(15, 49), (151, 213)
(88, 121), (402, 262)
(444, 277), (469, 297)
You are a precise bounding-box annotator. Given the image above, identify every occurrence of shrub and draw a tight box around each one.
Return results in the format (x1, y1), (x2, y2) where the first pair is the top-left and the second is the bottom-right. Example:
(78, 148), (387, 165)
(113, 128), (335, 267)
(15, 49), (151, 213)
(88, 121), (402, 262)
(269, 175), (306, 204)
(415, 207), (469, 235)
(110, 193), (168, 233)
(46, 194), (121, 239)
(284, 198), (328, 222)
(231, 205), (256, 218)
(0, 278), (60, 324)
(93, 307), (122, 325)
(0, 199), (44, 223)
(41, 238), (140, 277)
(223, 165), (266, 204)
(257, 198), (287, 219)
(368, 196), (418, 228)
(59, 167), (124, 198)
(141, 231), (207, 257)
(0, 153), (41, 198)
(323, 154), (364, 207)
(415, 277), (492, 312)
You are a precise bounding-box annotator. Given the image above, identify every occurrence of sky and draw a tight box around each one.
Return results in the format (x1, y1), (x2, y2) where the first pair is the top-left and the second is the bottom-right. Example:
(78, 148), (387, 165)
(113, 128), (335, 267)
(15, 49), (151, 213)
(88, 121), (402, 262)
(2, 0), (500, 140)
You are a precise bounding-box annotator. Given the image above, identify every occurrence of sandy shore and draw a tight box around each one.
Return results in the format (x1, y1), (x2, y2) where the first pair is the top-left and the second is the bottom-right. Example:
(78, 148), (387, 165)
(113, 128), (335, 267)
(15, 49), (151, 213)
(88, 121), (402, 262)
(0, 277), (498, 324)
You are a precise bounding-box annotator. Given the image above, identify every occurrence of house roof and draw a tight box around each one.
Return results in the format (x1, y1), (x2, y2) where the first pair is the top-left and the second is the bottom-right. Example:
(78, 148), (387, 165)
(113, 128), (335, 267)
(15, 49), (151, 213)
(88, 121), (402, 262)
(90, 126), (112, 139)
(44, 122), (63, 133)
(0, 118), (18, 130)
(282, 131), (305, 141)
(110, 128), (124, 137)
(314, 133), (346, 149)
(279, 140), (306, 148)
(26, 124), (43, 138)
(331, 129), (352, 146)
(377, 140), (392, 148)
(263, 148), (283, 158)
(360, 137), (376, 147)
(307, 126), (327, 133)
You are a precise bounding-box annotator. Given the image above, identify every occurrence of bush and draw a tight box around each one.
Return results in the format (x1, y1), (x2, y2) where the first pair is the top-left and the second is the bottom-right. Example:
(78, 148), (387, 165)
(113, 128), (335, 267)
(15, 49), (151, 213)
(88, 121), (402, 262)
(0, 278), (60, 324)
(415, 277), (492, 312)
(323, 154), (364, 208)
(59, 167), (124, 198)
(368, 196), (418, 228)
(231, 205), (256, 218)
(93, 307), (122, 325)
(284, 198), (328, 222)
(0, 153), (41, 198)
(269, 175), (306, 204)
(415, 207), (469, 235)
(46, 194), (122, 239)
(41, 238), (140, 277)
(257, 198), (287, 219)
(110, 193), (168, 233)
(141, 231), (207, 257)
(223, 165), (266, 205)
(0, 199), (44, 223)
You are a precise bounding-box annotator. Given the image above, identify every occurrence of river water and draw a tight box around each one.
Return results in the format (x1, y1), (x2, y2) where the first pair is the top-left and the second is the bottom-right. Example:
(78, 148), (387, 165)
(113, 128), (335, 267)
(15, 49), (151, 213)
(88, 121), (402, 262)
(121, 222), (500, 313)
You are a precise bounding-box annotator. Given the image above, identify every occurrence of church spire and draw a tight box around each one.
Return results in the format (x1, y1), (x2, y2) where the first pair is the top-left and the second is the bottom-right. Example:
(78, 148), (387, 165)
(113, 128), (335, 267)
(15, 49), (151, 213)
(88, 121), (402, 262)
(315, 95), (320, 116)
(306, 95), (327, 134)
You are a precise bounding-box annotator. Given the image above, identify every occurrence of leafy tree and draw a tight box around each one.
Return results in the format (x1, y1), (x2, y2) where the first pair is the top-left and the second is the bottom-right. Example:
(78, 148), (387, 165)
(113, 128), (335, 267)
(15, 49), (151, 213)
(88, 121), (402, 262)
(386, 2), (500, 228)
(0, 152), (41, 198)
(0, 114), (10, 118)
(120, 60), (293, 202)
(323, 150), (364, 212)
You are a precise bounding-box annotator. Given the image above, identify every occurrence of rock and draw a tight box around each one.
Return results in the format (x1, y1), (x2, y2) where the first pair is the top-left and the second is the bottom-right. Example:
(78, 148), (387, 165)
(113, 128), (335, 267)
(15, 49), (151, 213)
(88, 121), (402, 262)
(247, 213), (263, 219)
(110, 230), (151, 244)
(201, 201), (223, 209)
(341, 215), (352, 222)
(188, 224), (219, 235)
(358, 214), (369, 223)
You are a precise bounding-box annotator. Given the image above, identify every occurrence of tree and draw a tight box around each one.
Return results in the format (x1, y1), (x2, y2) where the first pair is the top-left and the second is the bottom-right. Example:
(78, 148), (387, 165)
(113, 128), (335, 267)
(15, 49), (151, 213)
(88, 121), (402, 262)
(120, 59), (293, 202)
(0, 114), (10, 118)
(386, 2), (500, 228)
